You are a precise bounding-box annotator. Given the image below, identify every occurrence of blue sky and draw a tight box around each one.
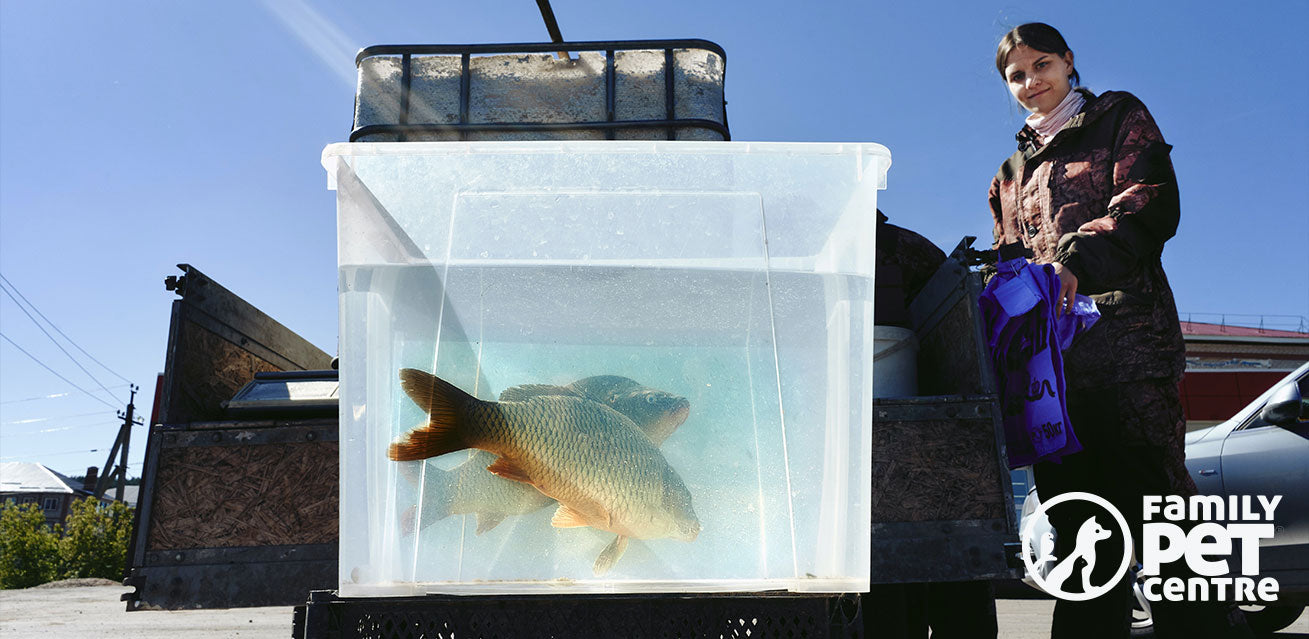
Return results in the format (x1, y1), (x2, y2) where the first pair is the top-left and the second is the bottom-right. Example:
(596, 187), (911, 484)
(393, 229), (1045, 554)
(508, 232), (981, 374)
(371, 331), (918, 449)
(2, 0), (1306, 478)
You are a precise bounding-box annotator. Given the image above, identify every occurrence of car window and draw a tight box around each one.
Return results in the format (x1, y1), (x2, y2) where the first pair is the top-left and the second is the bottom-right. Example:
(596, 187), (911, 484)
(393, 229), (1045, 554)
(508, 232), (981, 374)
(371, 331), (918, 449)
(1238, 372), (1309, 431)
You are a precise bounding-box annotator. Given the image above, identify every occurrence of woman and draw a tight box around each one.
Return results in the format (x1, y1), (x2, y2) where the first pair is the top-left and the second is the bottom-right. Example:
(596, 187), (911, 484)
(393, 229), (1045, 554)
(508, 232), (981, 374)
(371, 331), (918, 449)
(988, 23), (1248, 639)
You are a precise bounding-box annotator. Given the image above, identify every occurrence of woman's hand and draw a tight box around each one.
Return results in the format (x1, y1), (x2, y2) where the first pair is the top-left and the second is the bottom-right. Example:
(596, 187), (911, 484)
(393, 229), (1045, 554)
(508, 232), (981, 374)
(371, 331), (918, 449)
(1051, 262), (1079, 317)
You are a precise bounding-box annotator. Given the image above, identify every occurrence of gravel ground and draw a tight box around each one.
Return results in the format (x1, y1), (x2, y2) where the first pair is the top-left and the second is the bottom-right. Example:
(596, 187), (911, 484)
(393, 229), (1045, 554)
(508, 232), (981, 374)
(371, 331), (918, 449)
(1, 582), (1305, 638)
(0, 582), (293, 639)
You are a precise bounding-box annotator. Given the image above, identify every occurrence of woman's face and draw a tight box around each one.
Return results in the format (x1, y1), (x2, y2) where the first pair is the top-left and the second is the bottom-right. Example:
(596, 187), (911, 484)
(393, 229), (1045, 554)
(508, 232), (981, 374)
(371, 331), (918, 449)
(1003, 44), (1075, 116)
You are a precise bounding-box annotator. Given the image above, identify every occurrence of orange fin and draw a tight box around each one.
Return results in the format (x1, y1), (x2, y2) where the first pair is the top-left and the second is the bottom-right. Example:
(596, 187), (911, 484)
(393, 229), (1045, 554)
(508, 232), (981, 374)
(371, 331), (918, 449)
(551, 504), (590, 529)
(388, 368), (475, 461)
(498, 383), (578, 402)
(486, 457), (533, 485)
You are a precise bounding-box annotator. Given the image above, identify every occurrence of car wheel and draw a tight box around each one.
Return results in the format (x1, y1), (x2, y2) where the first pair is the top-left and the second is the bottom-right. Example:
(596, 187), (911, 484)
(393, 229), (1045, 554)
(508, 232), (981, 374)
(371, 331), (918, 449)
(1129, 565), (1155, 638)
(1239, 604), (1304, 635)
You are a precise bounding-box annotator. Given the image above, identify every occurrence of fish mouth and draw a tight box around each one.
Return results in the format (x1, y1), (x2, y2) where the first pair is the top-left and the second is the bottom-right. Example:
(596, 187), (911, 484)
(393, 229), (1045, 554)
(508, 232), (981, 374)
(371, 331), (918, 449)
(681, 519), (701, 542)
(669, 400), (691, 425)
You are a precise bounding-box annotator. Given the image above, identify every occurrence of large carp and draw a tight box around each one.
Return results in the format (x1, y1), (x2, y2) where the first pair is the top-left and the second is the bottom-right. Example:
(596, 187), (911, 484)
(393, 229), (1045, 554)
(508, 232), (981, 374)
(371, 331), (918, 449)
(401, 376), (691, 538)
(391, 369), (700, 574)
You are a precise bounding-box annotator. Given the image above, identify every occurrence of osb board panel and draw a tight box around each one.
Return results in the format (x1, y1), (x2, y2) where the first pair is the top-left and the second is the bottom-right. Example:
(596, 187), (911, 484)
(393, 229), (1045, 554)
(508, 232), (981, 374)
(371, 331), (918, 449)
(167, 318), (282, 423)
(917, 296), (986, 396)
(147, 441), (337, 550)
(871, 418), (1005, 522)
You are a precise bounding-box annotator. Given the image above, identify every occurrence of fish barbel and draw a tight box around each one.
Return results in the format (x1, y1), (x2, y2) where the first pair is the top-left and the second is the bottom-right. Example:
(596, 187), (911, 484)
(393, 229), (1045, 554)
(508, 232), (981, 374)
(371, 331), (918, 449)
(391, 369), (701, 546)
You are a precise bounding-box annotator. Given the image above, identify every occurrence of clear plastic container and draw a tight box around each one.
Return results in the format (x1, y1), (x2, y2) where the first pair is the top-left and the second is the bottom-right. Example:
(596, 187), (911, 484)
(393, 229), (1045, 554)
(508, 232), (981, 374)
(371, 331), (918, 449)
(324, 140), (890, 595)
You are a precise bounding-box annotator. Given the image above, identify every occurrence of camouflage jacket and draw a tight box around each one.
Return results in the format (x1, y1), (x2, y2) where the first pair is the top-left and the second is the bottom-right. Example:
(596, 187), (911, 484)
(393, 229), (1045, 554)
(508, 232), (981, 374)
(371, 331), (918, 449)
(988, 90), (1185, 389)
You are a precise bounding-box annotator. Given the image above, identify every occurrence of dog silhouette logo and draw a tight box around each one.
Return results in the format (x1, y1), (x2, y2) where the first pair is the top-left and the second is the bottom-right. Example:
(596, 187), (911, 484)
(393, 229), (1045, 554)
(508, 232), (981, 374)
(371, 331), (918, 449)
(1021, 491), (1134, 601)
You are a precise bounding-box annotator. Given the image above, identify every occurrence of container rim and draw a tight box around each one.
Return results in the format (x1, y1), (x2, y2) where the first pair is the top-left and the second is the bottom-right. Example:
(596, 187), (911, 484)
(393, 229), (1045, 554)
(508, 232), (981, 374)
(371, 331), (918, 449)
(323, 140), (891, 163)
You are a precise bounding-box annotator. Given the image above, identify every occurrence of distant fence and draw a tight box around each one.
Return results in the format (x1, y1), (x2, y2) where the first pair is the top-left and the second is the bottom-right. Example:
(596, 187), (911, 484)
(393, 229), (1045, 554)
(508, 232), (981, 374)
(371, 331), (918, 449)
(1179, 313), (1309, 335)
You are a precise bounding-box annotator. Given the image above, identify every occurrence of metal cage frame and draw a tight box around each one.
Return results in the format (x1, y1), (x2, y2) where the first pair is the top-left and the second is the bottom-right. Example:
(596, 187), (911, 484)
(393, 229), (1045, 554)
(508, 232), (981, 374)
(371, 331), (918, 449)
(350, 39), (730, 142)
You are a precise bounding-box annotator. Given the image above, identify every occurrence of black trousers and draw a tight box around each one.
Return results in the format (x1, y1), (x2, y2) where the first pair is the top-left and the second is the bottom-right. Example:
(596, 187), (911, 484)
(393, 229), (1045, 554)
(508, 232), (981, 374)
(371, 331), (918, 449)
(1033, 384), (1249, 639)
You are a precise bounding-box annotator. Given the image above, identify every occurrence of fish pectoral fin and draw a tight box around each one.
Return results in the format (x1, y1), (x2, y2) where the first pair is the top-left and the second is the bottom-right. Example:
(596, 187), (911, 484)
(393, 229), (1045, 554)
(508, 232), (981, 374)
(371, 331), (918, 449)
(551, 504), (589, 529)
(498, 384), (578, 402)
(475, 512), (507, 535)
(485, 457), (533, 485)
(593, 535), (629, 576)
(389, 369), (475, 461)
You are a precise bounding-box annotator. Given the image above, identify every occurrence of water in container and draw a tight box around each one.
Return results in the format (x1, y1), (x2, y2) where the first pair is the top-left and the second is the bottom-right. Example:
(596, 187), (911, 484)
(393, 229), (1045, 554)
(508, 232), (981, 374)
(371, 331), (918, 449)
(325, 141), (890, 595)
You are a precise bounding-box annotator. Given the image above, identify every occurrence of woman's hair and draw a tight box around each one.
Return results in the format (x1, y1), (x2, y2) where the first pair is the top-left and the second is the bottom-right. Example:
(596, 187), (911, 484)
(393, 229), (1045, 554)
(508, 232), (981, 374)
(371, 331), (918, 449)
(996, 23), (1080, 87)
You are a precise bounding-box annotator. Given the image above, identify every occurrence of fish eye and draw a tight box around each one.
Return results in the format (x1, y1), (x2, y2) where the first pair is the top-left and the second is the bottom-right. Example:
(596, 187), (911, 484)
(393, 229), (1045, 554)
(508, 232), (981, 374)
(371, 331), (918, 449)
(645, 395), (659, 404)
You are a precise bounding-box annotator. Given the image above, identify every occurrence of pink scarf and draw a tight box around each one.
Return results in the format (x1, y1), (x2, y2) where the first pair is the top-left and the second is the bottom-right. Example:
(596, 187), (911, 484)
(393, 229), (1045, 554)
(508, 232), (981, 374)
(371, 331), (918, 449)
(1025, 89), (1086, 145)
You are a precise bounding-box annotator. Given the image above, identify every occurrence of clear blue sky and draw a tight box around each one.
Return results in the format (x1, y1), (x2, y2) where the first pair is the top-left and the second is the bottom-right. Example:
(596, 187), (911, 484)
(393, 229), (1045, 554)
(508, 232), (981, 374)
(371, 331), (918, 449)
(2, 0), (1306, 478)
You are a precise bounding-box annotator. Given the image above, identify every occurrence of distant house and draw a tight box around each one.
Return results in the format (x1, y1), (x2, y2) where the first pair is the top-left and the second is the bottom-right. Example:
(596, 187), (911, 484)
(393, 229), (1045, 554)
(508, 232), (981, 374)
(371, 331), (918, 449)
(0, 462), (120, 528)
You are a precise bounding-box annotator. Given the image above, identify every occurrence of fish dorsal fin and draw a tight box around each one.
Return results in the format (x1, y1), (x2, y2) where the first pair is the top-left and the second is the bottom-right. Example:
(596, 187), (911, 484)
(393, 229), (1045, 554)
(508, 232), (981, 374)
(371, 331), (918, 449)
(388, 369), (475, 461)
(551, 504), (589, 529)
(486, 457), (533, 485)
(498, 384), (578, 402)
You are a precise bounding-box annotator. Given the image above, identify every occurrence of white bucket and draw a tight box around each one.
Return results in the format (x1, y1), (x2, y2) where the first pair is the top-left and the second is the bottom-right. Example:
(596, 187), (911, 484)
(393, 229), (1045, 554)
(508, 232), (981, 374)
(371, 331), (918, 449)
(873, 325), (918, 398)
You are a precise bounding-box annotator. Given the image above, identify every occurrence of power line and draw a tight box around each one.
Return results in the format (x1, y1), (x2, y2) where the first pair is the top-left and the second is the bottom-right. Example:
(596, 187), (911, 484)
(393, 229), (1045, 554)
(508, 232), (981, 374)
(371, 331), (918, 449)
(0, 281), (120, 404)
(0, 272), (132, 384)
(0, 448), (100, 461)
(0, 384), (131, 405)
(1, 420), (121, 437)
(0, 332), (119, 410)
(3, 411), (108, 426)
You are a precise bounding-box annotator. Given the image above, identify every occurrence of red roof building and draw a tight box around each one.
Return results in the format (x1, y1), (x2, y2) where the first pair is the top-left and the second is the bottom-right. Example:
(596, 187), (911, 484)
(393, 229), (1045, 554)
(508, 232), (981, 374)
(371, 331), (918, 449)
(1179, 320), (1309, 428)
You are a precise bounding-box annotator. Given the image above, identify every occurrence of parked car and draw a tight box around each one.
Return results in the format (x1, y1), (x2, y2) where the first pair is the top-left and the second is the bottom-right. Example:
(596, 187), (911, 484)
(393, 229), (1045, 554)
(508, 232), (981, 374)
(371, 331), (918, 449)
(1019, 361), (1309, 636)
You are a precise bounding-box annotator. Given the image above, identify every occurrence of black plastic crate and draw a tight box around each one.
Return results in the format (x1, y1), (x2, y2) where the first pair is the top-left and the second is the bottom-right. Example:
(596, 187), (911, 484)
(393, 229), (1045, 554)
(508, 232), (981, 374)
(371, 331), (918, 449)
(295, 590), (862, 639)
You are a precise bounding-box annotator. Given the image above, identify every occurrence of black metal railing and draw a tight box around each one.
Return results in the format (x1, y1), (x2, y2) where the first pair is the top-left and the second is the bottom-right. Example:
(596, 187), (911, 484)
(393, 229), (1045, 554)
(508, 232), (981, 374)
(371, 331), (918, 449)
(350, 39), (729, 142)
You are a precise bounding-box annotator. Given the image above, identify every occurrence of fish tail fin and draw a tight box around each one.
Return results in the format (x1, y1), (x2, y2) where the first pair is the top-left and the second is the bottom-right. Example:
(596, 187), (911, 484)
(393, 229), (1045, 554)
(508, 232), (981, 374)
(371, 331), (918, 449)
(398, 463), (456, 537)
(389, 368), (476, 461)
(412, 464), (459, 535)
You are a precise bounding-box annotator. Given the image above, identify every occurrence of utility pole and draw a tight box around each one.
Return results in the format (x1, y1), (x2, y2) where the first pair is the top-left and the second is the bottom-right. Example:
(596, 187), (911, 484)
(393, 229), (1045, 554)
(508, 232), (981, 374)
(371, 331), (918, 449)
(94, 384), (142, 502)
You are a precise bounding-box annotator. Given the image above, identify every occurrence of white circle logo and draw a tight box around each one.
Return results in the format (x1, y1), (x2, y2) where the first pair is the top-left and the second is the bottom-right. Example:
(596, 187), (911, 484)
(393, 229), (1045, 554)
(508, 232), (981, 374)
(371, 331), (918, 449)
(1021, 491), (1134, 601)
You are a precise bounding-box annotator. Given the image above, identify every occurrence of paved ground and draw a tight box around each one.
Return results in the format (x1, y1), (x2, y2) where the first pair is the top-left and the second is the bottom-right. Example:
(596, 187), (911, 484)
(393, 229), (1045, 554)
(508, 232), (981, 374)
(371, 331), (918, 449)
(0, 582), (1305, 638)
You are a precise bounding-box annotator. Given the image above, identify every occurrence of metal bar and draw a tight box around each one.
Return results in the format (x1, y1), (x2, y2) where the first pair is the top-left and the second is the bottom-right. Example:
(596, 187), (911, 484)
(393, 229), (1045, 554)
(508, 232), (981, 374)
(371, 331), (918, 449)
(534, 0), (570, 61)
(604, 49), (615, 140)
(254, 370), (339, 381)
(459, 53), (471, 141)
(872, 398), (994, 423)
(159, 417), (337, 431)
(398, 54), (411, 142)
(129, 431), (163, 570)
(349, 118), (731, 142)
(145, 543), (337, 567)
(159, 423), (338, 448)
(664, 48), (675, 141)
(356, 39), (728, 66)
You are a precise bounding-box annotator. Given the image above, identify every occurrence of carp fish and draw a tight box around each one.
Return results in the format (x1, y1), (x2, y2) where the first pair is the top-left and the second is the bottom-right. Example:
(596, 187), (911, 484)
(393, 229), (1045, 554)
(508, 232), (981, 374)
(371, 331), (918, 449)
(400, 375), (692, 536)
(391, 369), (700, 574)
